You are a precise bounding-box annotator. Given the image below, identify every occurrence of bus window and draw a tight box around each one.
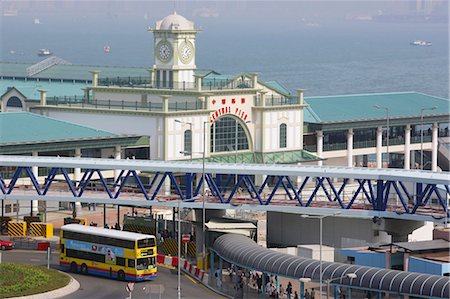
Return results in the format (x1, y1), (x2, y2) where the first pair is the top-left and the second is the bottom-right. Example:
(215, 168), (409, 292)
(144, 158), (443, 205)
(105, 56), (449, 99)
(128, 259), (135, 268)
(138, 238), (156, 248)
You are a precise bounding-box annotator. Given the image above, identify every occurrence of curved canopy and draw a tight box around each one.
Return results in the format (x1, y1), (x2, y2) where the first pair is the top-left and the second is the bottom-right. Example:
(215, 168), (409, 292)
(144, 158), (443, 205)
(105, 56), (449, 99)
(213, 234), (450, 298)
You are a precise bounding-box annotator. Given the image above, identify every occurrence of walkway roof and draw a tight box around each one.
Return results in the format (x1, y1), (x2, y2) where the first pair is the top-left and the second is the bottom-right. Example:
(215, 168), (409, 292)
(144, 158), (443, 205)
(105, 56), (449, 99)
(0, 112), (143, 154)
(213, 234), (450, 298)
(304, 92), (450, 124)
(1, 79), (86, 99)
(0, 154), (448, 185)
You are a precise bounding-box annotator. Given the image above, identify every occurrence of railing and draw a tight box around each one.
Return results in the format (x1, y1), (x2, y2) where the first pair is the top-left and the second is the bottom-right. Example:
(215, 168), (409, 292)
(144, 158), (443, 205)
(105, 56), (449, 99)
(303, 145), (317, 152)
(98, 76), (151, 87)
(354, 140), (377, 149)
(411, 135), (432, 144)
(201, 78), (253, 90)
(97, 76), (255, 91)
(323, 142), (347, 151)
(46, 96), (202, 112)
(264, 95), (299, 106)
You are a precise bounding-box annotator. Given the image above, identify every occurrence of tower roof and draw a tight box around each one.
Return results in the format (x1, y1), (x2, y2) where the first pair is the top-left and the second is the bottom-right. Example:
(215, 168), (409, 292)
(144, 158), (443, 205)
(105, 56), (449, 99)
(156, 12), (194, 31)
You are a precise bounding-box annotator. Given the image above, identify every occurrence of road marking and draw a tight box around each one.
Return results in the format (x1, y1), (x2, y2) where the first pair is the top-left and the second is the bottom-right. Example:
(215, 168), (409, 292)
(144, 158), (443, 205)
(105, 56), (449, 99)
(185, 274), (199, 284)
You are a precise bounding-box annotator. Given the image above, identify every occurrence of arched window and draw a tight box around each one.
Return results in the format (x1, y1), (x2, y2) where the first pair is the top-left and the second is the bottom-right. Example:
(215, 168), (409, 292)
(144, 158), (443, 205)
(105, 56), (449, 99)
(6, 96), (23, 108)
(280, 123), (287, 148)
(184, 129), (192, 156)
(210, 116), (249, 153)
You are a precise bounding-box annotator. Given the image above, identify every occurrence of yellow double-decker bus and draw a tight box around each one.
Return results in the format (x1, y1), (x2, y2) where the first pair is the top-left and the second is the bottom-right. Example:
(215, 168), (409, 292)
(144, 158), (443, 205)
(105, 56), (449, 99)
(60, 224), (157, 281)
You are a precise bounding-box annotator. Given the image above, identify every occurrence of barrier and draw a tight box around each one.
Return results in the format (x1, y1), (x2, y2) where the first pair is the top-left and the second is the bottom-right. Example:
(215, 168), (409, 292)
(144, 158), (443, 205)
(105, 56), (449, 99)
(28, 222), (44, 237)
(8, 222), (26, 237)
(156, 254), (209, 284)
(28, 222), (54, 238)
(37, 242), (50, 251)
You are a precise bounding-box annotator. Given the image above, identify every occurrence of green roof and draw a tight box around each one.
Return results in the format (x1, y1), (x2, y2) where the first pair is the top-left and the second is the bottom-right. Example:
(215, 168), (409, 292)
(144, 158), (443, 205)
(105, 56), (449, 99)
(264, 81), (291, 96)
(304, 92), (450, 123)
(0, 61), (149, 81)
(1, 79), (86, 99)
(0, 112), (114, 144)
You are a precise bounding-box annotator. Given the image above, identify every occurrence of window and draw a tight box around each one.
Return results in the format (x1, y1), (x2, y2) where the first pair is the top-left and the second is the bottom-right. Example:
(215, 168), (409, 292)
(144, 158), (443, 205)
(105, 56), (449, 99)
(184, 130), (192, 156)
(116, 257), (125, 266)
(6, 96), (22, 108)
(210, 116), (249, 153)
(60, 244), (65, 254)
(66, 248), (105, 263)
(62, 231), (135, 249)
(128, 259), (136, 268)
(280, 123), (287, 148)
(138, 238), (156, 248)
(162, 70), (167, 87)
(5, 203), (19, 213)
(136, 257), (156, 270)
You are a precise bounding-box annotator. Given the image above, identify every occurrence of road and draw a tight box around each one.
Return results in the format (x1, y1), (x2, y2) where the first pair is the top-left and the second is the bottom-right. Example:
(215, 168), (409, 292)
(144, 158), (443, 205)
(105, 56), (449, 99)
(2, 250), (222, 299)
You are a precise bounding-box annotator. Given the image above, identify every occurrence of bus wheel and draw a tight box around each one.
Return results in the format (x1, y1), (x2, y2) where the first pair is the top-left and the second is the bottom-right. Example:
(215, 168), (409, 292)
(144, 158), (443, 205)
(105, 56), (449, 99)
(81, 263), (88, 274)
(118, 270), (125, 281)
(70, 262), (78, 273)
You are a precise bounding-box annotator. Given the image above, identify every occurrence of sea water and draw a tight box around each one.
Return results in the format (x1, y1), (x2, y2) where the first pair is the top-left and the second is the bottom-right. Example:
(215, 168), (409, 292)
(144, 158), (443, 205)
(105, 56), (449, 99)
(2, 10), (448, 98)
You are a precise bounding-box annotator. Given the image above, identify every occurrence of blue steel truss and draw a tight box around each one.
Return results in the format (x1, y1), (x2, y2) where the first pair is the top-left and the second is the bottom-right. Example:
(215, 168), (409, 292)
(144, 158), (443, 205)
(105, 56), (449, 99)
(0, 165), (448, 218)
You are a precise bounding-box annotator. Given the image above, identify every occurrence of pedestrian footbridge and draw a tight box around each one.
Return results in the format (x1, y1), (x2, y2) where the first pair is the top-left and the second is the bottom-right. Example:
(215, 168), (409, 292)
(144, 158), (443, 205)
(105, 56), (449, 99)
(212, 234), (450, 298)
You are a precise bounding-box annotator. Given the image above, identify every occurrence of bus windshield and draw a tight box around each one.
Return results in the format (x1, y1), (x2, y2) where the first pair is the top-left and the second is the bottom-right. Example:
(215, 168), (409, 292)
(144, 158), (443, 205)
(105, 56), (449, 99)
(136, 257), (155, 270)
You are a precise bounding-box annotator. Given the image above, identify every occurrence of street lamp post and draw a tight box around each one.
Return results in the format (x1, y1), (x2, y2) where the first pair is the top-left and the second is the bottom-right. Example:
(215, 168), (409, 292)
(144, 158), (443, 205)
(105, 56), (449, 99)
(374, 105), (390, 167)
(420, 106), (437, 170)
(202, 120), (208, 269)
(326, 273), (357, 299)
(177, 199), (181, 299)
(301, 212), (341, 299)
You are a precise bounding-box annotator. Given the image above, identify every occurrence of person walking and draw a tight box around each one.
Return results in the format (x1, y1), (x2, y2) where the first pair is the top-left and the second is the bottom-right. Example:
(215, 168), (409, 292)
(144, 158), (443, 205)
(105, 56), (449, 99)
(286, 282), (293, 299)
(279, 283), (285, 298)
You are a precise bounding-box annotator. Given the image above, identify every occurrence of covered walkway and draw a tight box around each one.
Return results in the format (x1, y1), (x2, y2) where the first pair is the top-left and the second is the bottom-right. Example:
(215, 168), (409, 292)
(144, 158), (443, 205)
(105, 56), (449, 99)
(212, 234), (450, 298)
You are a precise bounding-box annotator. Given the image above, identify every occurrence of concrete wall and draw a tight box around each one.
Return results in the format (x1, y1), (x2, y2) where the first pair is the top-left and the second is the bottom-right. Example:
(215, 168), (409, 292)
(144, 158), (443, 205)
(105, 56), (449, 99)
(267, 212), (391, 250)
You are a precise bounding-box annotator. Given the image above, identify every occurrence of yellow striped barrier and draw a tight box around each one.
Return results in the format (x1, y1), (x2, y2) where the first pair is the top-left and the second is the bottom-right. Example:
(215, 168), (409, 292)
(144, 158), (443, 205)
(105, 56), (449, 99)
(28, 222), (54, 238)
(7, 221), (26, 237)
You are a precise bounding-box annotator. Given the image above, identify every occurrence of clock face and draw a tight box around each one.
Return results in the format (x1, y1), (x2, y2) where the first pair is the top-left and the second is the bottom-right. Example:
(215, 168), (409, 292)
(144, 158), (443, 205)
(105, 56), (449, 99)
(179, 42), (194, 64)
(157, 41), (172, 62)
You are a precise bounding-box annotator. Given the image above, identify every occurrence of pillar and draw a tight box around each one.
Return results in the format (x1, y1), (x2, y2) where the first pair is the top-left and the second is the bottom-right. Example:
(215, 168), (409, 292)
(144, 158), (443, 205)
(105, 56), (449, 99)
(296, 89), (305, 105)
(194, 75), (202, 92)
(376, 126), (383, 168)
(74, 148), (82, 214)
(114, 145), (121, 182)
(31, 151), (39, 215)
(404, 252), (410, 272)
(90, 70), (100, 87)
(347, 128), (354, 167)
(82, 88), (89, 101)
(38, 89), (47, 106)
(250, 72), (258, 88)
(259, 91), (267, 107)
(431, 122), (438, 172)
(404, 125), (411, 170)
(317, 130), (323, 166)
(147, 68), (154, 85)
(162, 95), (170, 113)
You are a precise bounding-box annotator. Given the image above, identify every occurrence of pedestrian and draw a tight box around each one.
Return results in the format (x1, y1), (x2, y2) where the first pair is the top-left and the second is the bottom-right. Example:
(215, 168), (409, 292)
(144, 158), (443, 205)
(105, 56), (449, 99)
(311, 289), (315, 299)
(293, 291), (299, 299)
(215, 269), (222, 288)
(279, 283), (285, 298)
(305, 289), (311, 299)
(257, 274), (262, 293)
(286, 282), (293, 299)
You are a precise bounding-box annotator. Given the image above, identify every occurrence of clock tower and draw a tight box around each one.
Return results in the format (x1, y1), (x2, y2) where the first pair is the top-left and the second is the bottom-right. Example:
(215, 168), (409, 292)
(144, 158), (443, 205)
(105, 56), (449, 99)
(149, 12), (199, 89)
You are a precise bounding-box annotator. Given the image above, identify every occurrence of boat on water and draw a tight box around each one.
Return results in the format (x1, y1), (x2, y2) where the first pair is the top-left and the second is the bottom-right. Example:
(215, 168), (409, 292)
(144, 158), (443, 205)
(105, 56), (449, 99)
(37, 49), (52, 56)
(410, 40), (432, 46)
(104, 45), (111, 54)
